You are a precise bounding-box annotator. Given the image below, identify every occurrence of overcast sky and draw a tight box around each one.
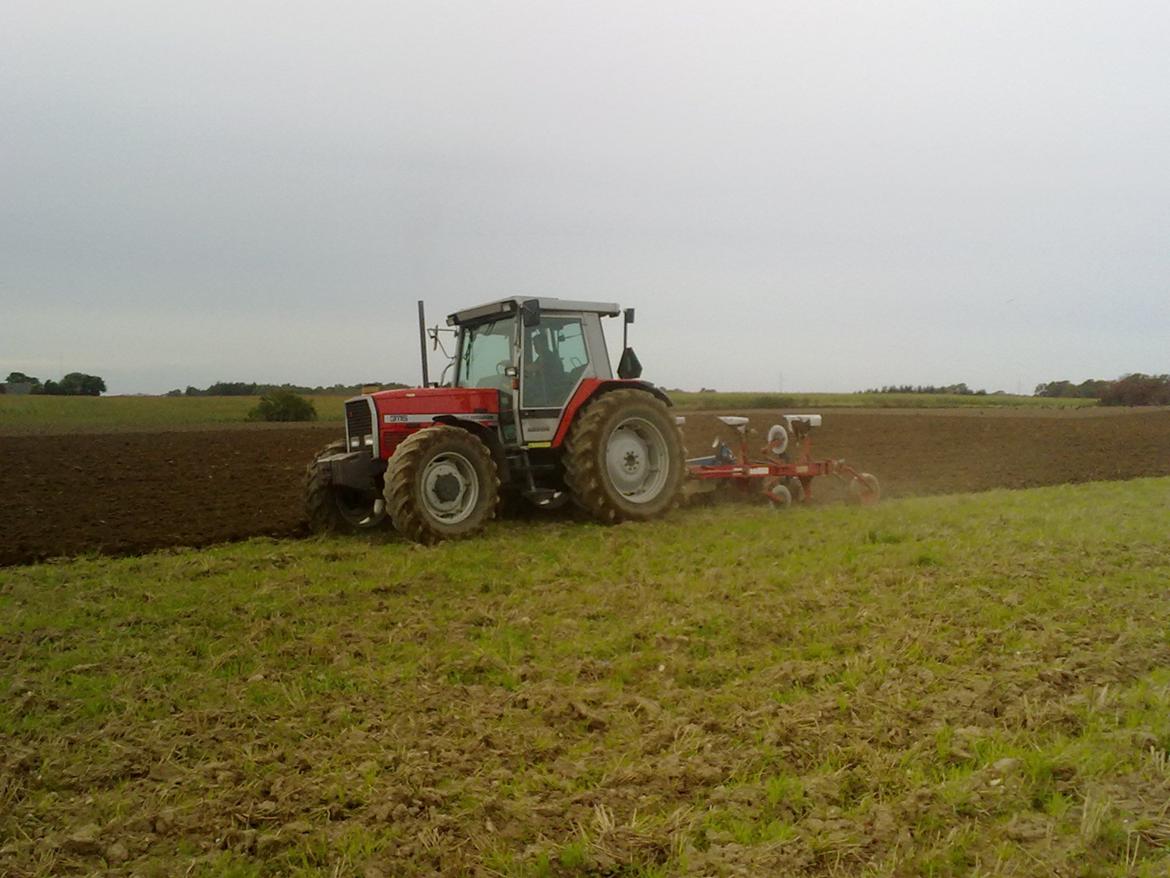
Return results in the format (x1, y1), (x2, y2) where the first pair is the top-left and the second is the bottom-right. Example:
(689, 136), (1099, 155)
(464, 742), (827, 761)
(2, 1), (1168, 395)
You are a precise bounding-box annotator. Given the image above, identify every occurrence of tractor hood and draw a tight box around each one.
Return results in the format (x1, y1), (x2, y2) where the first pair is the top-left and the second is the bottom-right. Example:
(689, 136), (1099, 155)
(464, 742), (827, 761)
(368, 386), (501, 417)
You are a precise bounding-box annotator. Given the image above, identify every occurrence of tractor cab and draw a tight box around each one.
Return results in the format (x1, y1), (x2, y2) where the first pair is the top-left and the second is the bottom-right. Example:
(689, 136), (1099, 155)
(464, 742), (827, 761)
(447, 297), (636, 448)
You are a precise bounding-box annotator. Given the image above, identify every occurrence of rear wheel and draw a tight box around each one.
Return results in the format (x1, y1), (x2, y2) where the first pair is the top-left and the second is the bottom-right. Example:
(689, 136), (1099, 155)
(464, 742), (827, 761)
(383, 426), (500, 544)
(563, 390), (684, 523)
(304, 442), (387, 533)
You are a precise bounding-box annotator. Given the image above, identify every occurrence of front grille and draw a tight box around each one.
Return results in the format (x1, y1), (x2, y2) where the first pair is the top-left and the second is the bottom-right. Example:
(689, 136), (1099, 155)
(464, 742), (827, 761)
(345, 399), (375, 453)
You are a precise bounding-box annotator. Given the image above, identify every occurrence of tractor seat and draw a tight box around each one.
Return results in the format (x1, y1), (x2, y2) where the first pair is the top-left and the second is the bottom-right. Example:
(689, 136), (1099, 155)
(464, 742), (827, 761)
(716, 416), (750, 428)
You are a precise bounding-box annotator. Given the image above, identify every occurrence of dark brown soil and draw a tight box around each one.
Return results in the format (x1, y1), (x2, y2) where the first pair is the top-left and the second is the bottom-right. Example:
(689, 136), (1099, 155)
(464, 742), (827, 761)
(3, 409), (1169, 566)
(0, 425), (336, 566)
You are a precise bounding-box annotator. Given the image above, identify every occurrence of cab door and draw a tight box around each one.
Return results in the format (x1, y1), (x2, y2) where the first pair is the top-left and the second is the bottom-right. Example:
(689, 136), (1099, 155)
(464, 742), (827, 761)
(519, 313), (595, 444)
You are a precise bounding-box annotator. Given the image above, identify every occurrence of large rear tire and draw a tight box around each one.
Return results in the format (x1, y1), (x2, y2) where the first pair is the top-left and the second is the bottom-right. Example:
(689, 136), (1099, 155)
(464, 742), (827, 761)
(304, 442), (387, 533)
(383, 426), (500, 544)
(563, 389), (685, 523)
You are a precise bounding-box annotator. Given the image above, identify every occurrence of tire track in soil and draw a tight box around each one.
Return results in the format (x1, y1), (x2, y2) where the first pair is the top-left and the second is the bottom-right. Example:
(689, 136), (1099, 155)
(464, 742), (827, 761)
(2, 410), (1168, 566)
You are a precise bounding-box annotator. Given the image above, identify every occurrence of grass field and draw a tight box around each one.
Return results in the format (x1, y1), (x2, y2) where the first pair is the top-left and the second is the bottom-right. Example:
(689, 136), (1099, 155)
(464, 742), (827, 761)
(0, 395), (347, 431)
(0, 390), (1093, 432)
(3, 478), (1169, 876)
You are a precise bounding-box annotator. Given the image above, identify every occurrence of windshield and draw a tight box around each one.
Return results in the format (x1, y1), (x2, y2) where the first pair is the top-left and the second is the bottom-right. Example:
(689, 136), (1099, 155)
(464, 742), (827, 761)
(457, 319), (515, 389)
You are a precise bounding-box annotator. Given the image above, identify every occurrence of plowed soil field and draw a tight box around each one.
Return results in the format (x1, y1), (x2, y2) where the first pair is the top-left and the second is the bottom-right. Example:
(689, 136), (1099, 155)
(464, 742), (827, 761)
(2, 408), (1168, 566)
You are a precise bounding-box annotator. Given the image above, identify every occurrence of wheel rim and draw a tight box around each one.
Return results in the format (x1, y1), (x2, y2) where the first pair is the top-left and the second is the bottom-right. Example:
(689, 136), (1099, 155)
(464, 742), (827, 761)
(421, 452), (480, 524)
(604, 417), (669, 503)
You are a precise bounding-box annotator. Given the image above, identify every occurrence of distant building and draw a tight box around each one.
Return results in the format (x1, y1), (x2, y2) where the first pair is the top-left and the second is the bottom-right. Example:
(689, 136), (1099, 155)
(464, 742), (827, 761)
(1, 382), (34, 395)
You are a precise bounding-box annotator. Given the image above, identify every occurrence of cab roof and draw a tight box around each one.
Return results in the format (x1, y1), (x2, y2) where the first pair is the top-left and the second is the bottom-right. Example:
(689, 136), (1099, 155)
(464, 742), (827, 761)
(447, 296), (621, 326)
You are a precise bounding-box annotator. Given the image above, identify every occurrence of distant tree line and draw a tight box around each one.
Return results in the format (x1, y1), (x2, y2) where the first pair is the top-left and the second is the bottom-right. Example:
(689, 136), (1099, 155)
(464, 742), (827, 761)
(2, 371), (106, 396)
(1033, 379), (1113, 399)
(1100, 374), (1170, 406)
(1035, 374), (1170, 406)
(170, 380), (408, 397)
(862, 383), (990, 396)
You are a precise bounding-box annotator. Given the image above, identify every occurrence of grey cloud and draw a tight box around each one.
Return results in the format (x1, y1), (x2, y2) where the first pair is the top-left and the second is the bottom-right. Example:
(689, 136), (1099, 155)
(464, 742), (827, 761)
(2, 1), (1168, 393)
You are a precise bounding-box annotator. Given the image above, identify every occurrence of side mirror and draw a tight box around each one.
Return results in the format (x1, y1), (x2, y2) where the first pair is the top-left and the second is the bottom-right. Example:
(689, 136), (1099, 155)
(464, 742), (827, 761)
(624, 307), (635, 325)
(617, 346), (642, 380)
(520, 298), (541, 327)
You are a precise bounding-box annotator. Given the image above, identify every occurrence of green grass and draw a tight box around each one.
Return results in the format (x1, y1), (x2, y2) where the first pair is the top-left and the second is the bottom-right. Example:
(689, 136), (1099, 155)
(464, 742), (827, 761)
(3, 478), (1170, 874)
(0, 390), (1091, 432)
(0, 394), (347, 431)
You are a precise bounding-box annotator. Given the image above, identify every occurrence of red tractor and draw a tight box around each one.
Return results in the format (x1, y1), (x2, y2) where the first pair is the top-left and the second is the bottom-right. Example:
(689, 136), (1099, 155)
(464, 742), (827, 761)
(305, 297), (685, 543)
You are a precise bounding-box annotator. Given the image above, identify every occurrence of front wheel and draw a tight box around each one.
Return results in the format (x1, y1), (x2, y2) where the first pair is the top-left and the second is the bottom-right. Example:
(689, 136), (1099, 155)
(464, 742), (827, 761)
(383, 426), (500, 544)
(563, 390), (685, 523)
(304, 442), (387, 533)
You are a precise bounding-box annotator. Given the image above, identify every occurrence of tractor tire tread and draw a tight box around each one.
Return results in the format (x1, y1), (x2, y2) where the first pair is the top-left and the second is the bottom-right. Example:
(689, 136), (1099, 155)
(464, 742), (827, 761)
(563, 389), (684, 524)
(383, 425), (500, 544)
(304, 441), (360, 533)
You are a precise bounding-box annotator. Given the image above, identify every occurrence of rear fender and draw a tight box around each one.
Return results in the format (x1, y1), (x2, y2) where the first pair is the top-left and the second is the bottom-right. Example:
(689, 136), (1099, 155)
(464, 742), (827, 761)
(550, 379), (672, 448)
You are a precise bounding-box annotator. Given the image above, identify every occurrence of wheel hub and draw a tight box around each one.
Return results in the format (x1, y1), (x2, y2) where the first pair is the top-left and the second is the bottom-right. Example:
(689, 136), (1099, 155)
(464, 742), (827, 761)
(604, 418), (667, 501)
(432, 471), (461, 504)
(420, 453), (479, 523)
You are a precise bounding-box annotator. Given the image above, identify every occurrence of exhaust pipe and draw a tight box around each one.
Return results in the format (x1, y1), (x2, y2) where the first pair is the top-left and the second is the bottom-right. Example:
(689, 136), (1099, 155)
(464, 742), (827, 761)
(417, 300), (430, 387)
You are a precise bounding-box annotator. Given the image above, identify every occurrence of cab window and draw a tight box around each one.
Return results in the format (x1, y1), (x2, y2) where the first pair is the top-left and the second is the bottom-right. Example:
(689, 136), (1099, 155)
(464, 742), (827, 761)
(522, 316), (591, 407)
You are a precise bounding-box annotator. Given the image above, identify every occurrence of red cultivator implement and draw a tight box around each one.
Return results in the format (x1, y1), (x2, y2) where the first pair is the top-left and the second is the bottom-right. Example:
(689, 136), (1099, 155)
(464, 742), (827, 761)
(683, 414), (880, 508)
